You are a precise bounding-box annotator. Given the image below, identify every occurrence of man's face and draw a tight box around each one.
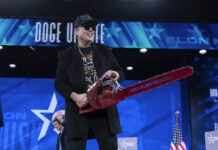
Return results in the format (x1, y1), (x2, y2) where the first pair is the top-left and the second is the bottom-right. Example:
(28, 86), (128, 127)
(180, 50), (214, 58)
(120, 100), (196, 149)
(75, 24), (95, 43)
(54, 121), (63, 131)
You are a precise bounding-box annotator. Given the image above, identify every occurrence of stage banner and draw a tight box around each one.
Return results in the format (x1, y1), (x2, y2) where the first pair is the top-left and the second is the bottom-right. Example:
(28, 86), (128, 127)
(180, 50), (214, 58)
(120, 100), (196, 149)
(0, 77), (191, 150)
(189, 56), (218, 150)
(0, 18), (218, 49)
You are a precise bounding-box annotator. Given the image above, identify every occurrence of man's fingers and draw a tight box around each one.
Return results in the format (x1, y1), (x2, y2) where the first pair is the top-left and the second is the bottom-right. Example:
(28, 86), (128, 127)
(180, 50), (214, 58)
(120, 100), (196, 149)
(78, 98), (88, 108)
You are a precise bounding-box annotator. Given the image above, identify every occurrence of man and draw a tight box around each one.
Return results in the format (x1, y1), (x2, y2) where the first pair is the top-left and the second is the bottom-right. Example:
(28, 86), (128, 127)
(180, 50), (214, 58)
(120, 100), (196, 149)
(53, 111), (68, 150)
(55, 13), (125, 150)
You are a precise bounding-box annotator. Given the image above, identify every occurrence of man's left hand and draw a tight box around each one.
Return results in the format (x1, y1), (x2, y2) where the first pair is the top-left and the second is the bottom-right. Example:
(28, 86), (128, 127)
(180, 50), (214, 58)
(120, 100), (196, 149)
(103, 70), (120, 80)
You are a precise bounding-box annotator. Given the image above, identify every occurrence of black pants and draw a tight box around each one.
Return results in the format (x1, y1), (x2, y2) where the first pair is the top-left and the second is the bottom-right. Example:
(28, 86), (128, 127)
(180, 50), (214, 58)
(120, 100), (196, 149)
(67, 134), (117, 150)
(67, 110), (118, 150)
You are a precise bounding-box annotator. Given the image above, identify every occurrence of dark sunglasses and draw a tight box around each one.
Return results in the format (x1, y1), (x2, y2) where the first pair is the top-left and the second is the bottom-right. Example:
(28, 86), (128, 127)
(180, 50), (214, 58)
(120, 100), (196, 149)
(81, 24), (96, 31)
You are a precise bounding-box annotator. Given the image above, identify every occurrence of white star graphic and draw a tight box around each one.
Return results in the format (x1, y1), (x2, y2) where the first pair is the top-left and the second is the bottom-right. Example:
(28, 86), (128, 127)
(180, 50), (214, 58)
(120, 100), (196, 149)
(31, 92), (57, 141)
(207, 133), (218, 144)
(108, 22), (122, 39)
(1, 38), (8, 45)
(187, 24), (205, 37)
(19, 20), (33, 37)
(208, 134), (214, 144)
(146, 23), (164, 40)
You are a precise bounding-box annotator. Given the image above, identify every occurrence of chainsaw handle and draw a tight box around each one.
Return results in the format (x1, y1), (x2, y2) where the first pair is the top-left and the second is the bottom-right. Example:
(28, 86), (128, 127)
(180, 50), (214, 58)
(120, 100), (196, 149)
(101, 71), (118, 80)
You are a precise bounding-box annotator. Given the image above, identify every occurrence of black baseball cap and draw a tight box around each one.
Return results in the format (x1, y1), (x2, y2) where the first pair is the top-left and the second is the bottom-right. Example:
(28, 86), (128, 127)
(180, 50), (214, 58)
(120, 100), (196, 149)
(74, 14), (98, 28)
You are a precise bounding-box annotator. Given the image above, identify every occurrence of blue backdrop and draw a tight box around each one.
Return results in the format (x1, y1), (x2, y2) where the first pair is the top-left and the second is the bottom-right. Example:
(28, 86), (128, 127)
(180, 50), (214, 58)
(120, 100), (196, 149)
(1, 18), (218, 49)
(0, 78), (191, 149)
(189, 57), (218, 150)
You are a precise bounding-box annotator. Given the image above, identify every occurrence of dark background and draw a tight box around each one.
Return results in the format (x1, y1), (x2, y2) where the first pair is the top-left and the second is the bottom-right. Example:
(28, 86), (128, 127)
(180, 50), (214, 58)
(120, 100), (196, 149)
(0, 46), (218, 80)
(0, 0), (218, 23)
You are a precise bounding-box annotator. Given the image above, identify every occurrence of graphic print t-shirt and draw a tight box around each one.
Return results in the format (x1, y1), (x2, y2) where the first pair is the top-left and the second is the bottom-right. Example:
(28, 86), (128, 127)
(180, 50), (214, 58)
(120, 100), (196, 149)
(80, 47), (99, 88)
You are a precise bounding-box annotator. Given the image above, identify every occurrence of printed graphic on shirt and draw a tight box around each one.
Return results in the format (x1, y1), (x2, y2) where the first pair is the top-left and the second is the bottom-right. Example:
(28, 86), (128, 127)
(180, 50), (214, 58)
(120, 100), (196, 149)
(81, 56), (98, 88)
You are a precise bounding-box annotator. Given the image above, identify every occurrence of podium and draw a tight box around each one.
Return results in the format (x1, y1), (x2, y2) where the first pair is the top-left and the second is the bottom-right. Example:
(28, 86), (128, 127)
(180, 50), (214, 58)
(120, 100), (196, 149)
(205, 130), (218, 150)
(118, 137), (137, 150)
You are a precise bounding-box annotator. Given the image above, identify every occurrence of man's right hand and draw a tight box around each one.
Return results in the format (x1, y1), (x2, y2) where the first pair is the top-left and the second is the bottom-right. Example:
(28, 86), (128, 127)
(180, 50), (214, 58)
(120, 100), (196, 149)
(70, 92), (88, 108)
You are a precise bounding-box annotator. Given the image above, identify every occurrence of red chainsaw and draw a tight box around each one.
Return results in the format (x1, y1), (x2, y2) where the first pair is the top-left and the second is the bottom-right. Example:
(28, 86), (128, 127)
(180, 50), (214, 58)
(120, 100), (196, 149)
(79, 66), (194, 114)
